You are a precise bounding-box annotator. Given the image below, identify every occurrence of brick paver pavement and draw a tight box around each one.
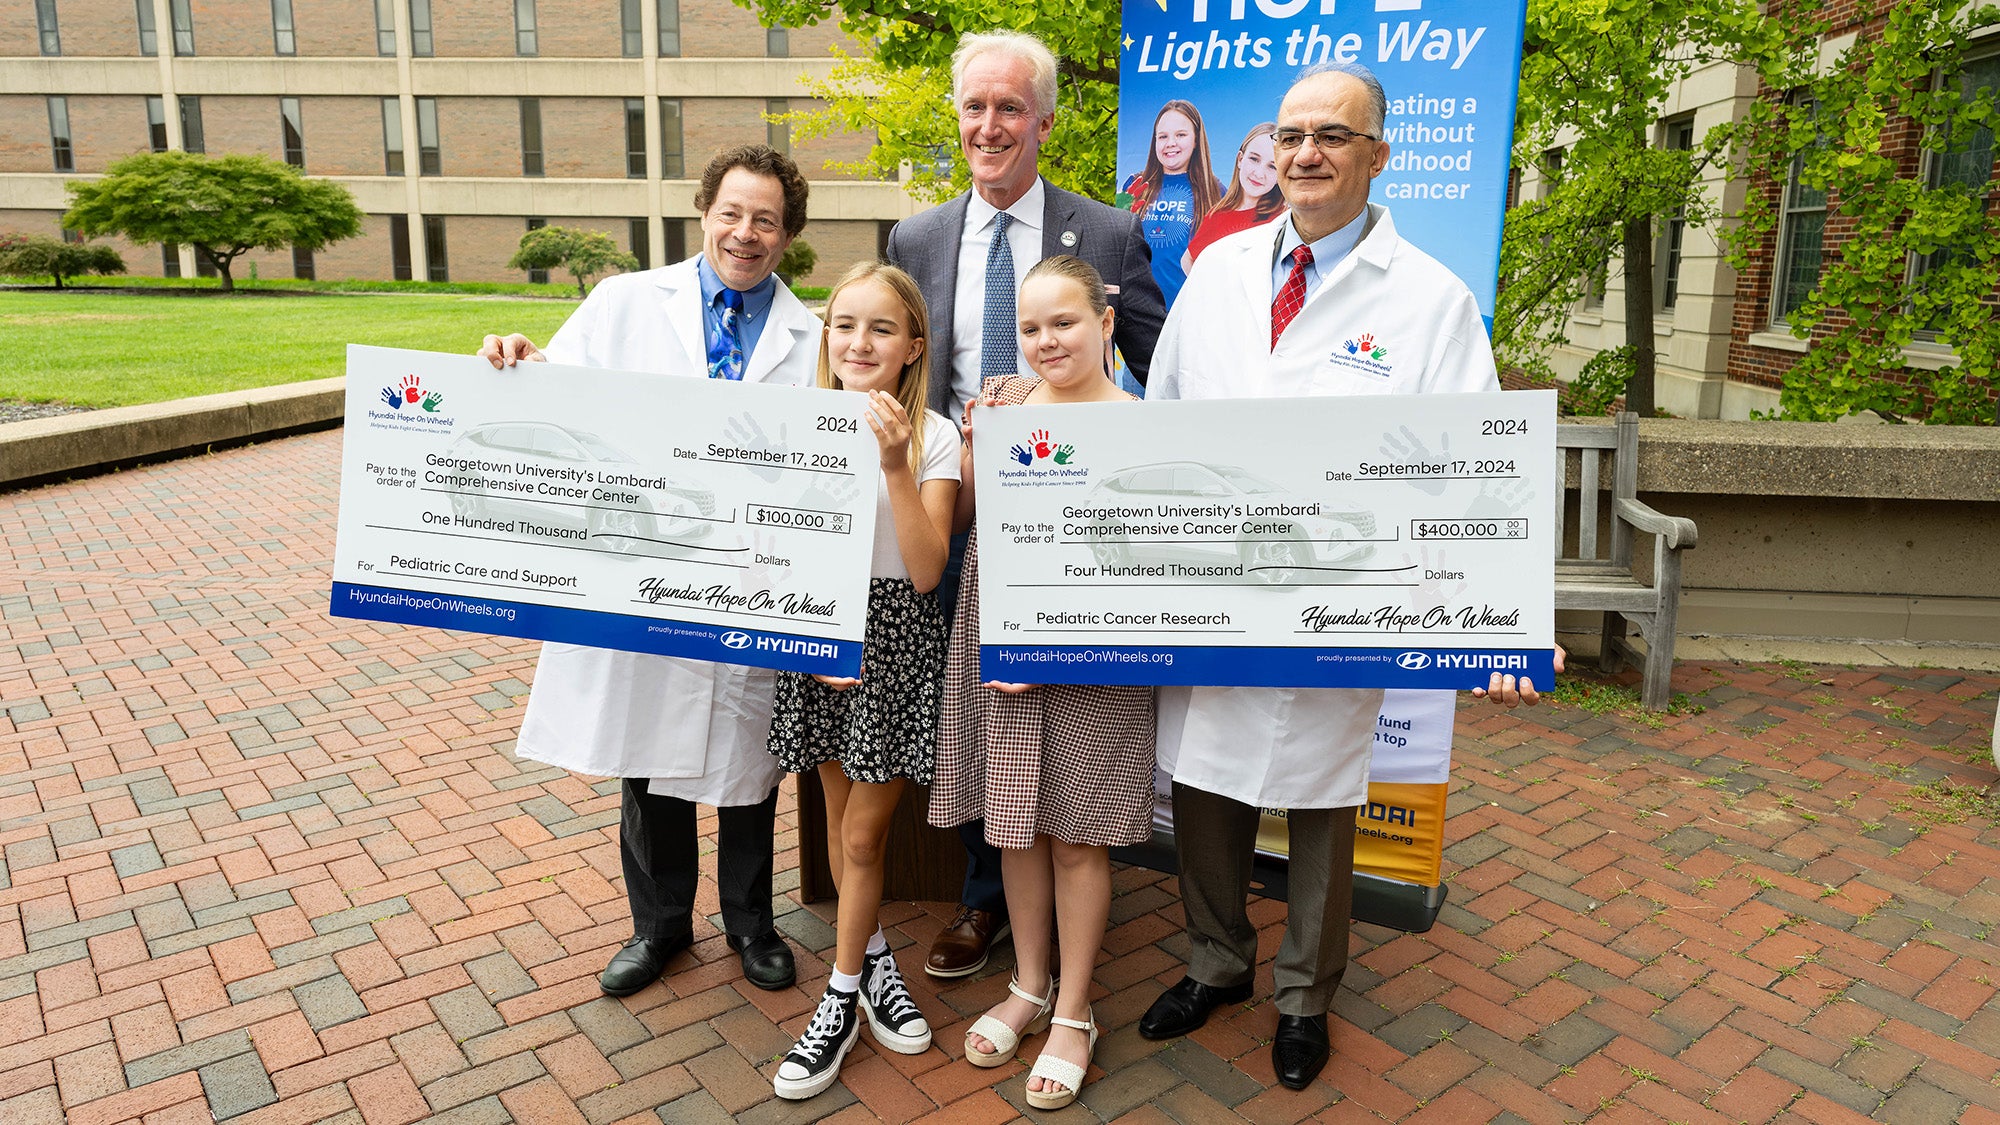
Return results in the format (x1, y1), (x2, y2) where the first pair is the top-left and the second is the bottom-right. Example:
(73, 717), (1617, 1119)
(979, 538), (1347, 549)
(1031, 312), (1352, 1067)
(2, 429), (1997, 1124)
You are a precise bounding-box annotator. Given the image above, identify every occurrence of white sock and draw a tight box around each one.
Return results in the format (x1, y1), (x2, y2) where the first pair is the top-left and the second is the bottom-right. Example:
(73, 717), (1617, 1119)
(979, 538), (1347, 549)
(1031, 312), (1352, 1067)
(829, 968), (861, 993)
(865, 928), (889, 957)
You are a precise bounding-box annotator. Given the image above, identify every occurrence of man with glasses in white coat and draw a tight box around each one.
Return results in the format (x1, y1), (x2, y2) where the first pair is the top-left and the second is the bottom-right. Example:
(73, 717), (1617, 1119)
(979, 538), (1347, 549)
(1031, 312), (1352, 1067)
(1139, 63), (1559, 1091)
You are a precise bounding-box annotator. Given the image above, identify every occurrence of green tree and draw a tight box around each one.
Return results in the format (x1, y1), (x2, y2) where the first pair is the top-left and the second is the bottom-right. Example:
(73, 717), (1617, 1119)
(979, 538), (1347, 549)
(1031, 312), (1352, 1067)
(0, 232), (126, 289)
(739, 0), (1121, 204)
(776, 238), (818, 285)
(1719, 0), (2000, 424)
(1497, 0), (1783, 417)
(508, 226), (640, 297)
(62, 152), (362, 293)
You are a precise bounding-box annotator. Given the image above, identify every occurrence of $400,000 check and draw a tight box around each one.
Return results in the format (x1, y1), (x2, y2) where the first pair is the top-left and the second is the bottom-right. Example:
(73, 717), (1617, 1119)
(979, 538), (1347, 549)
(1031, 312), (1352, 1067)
(971, 389), (1558, 689)
(330, 345), (879, 677)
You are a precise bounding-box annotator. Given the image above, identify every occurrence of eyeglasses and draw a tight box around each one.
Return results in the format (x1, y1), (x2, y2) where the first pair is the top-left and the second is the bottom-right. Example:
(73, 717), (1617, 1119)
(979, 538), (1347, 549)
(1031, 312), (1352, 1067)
(1271, 126), (1379, 152)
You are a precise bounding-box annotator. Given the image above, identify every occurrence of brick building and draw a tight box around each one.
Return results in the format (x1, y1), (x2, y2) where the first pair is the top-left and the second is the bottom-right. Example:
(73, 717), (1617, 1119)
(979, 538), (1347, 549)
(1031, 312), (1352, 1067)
(0, 0), (914, 285)
(1521, 16), (1996, 420)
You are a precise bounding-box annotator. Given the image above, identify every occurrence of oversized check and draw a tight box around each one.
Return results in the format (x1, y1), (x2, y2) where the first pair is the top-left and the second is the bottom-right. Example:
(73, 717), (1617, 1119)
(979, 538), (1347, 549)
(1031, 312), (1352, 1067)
(330, 345), (878, 677)
(972, 389), (1557, 688)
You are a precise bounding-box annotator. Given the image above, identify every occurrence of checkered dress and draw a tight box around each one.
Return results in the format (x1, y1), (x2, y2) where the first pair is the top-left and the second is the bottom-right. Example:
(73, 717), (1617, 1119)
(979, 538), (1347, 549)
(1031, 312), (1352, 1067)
(929, 376), (1157, 849)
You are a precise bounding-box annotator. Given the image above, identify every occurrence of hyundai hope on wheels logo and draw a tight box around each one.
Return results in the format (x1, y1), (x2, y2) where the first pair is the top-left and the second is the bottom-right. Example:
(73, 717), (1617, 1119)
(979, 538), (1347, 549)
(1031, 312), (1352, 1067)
(1396, 651), (1432, 670)
(720, 631), (753, 650)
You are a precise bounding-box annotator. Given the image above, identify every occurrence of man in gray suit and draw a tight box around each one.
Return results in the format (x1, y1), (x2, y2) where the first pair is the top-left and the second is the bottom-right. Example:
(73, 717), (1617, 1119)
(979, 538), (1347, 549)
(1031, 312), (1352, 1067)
(886, 29), (1167, 982)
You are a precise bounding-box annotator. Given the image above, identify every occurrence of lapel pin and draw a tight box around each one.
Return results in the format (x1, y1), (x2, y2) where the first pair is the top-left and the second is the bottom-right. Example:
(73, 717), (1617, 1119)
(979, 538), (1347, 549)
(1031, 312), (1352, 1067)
(1060, 230), (1078, 247)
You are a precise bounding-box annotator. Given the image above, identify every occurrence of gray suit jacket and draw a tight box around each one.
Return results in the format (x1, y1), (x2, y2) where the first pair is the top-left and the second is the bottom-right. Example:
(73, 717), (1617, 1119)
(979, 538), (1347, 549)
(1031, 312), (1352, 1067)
(885, 179), (1168, 418)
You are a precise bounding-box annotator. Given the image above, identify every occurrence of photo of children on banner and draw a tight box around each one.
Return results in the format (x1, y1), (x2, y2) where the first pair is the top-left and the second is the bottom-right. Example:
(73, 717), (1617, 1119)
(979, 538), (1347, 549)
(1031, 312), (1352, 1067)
(1184, 121), (1285, 268)
(1121, 100), (1223, 308)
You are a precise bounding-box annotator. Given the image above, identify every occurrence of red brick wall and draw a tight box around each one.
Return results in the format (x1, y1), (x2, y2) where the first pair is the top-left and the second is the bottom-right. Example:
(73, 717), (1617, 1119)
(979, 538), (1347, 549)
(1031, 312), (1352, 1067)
(530, 0), (625, 57)
(0, 207), (170, 279)
(199, 95), (285, 160)
(535, 97), (628, 180)
(429, 1), (512, 58)
(42, 2), (147, 56)
(0, 96), (61, 172)
(64, 94), (156, 170)
(293, 0), (381, 57)
(314, 212), (399, 280)
(185, 0), (289, 56)
(294, 96), (391, 177)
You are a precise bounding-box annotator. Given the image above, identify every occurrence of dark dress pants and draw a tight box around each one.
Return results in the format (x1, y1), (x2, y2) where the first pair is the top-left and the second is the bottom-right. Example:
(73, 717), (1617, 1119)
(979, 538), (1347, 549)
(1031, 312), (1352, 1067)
(620, 779), (778, 941)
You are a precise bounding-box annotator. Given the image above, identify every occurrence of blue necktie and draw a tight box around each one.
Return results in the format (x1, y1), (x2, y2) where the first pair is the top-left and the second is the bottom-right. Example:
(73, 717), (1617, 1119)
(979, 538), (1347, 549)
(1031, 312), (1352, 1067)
(709, 288), (745, 380)
(980, 212), (1017, 385)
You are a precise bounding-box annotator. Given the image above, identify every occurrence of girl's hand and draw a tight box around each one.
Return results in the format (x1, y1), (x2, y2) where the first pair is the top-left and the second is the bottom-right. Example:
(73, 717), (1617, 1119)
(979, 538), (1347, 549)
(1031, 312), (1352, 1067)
(812, 669), (863, 691)
(866, 390), (913, 469)
(960, 394), (1004, 443)
(980, 680), (1039, 694)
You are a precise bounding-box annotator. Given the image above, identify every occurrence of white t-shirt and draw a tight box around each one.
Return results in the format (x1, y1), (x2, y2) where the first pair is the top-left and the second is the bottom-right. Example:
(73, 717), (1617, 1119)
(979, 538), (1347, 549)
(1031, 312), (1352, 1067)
(870, 410), (962, 578)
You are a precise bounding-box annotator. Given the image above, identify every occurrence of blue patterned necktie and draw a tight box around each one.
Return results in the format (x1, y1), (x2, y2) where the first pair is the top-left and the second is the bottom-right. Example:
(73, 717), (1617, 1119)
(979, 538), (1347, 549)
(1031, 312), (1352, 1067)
(708, 287), (745, 380)
(980, 212), (1017, 384)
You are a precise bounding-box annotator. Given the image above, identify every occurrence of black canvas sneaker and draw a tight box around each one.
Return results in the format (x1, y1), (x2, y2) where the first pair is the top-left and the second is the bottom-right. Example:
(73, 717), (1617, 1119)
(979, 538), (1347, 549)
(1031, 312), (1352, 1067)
(859, 947), (932, 1054)
(772, 987), (861, 1100)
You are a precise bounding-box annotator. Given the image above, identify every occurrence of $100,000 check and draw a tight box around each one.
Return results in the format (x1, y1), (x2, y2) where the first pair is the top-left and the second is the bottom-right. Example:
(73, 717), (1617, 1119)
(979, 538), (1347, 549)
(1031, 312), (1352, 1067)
(971, 389), (1558, 689)
(330, 345), (878, 677)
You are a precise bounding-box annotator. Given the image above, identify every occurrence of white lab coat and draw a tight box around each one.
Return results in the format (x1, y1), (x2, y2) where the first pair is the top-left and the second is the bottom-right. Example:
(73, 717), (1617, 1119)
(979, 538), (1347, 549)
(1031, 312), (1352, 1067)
(514, 258), (822, 805)
(1147, 204), (1499, 809)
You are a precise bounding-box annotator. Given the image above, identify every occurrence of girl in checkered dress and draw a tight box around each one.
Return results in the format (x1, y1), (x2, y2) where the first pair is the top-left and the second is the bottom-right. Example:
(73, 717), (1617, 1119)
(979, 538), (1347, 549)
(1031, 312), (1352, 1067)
(930, 255), (1157, 1111)
(766, 263), (961, 1100)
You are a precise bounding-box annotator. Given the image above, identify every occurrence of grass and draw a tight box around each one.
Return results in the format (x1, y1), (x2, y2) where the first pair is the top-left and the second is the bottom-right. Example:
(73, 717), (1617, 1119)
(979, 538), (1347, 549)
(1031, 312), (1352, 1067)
(1545, 675), (1705, 728)
(1, 273), (581, 298)
(0, 289), (578, 408)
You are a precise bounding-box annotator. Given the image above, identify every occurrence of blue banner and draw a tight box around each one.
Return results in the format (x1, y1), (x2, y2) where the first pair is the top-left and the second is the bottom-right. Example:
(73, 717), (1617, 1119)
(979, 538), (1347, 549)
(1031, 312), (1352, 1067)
(1117, 0), (1527, 320)
(330, 582), (861, 677)
(980, 643), (1554, 689)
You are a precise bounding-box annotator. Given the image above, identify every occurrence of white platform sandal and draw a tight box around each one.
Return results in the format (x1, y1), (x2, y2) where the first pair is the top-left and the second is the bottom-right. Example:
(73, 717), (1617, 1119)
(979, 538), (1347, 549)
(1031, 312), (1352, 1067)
(964, 976), (1056, 1068)
(1024, 1012), (1098, 1111)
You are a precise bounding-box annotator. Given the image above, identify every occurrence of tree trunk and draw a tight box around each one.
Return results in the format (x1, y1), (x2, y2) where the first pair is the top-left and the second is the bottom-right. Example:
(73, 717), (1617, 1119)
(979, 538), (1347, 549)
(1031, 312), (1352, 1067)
(1621, 217), (1655, 418)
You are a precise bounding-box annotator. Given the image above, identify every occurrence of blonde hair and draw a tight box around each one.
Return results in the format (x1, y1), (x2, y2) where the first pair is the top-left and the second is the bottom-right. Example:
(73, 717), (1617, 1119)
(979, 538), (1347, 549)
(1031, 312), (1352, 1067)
(817, 260), (933, 474)
(1020, 255), (1113, 378)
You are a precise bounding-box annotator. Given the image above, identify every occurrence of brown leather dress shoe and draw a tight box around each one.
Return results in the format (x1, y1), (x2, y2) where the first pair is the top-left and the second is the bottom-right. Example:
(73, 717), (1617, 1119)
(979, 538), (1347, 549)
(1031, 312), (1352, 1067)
(924, 907), (1010, 979)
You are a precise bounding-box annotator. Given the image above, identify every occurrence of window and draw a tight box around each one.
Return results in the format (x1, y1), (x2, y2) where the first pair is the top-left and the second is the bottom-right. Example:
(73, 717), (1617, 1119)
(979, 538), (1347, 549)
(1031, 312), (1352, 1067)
(766, 99), (789, 156)
(626, 98), (646, 178)
(390, 215), (412, 280)
(162, 244), (181, 278)
(170, 0), (194, 54)
(293, 245), (315, 280)
(415, 97), (439, 175)
(524, 217), (547, 283)
(374, 0), (395, 55)
(194, 246), (217, 278)
(47, 97), (73, 173)
(766, 26), (787, 57)
(281, 97), (304, 168)
(657, 0), (679, 56)
(136, 0), (157, 54)
(147, 96), (168, 152)
(658, 97), (682, 178)
(629, 218), (650, 271)
(664, 219), (686, 264)
(272, 0), (296, 55)
(1913, 53), (2000, 304)
(621, 0), (641, 56)
(408, 0), (432, 57)
(514, 0), (537, 56)
(382, 98), (404, 174)
(1657, 116), (1695, 311)
(1771, 97), (1828, 325)
(36, 0), (60, 55)
(423, 215), (448, 282)
(519, 98), (543, 177)
(179, 96), (205, 154)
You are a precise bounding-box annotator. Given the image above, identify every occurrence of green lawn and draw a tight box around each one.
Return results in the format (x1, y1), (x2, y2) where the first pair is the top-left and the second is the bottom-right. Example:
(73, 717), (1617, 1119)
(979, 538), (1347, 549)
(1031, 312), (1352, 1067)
(0, 290), (580, 408)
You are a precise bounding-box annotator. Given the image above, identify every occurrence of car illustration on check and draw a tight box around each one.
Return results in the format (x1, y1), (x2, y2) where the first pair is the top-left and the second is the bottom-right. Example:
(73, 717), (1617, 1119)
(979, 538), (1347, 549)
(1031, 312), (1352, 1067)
(442, 421), (716, 554)
(1081, 460), (1377, 585)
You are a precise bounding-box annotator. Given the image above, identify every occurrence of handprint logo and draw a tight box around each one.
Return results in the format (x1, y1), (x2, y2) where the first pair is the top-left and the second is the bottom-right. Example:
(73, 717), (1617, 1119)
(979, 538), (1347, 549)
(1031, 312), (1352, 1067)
(399, 375), (422, 404)
(1031, 429), (1054, 459)
(1052, 444), (1075, 465)
(1010, 444), (1033, 466)
(1464, 476), (1535, 519)
(1344, 338), (1359, 355)
(379, 387), (402, 410)
(420, 391), (444, 412)
(1379, 426), (1450, 496)
(722, 415), (790, 483)
(1357, 334), (1386, 360)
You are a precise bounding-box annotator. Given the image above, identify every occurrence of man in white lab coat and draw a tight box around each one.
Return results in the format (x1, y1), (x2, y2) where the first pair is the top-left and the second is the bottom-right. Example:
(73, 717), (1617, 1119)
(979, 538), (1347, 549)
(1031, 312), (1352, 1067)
(478, 145), (820, 997)
(1139, 64), (1554, 1089)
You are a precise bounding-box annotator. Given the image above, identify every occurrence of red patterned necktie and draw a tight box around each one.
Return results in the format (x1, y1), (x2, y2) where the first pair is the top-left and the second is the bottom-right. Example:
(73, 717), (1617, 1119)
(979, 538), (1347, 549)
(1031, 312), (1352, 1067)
(1271, 244), (1314, 350)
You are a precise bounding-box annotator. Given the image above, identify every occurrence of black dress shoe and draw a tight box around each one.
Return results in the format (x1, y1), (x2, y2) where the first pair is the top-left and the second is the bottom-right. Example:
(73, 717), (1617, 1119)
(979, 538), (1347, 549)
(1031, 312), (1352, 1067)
(1138, 976), (1254, 1040)
(727, 930), (797, 991)
(600, 933), (689, 997)
(1272, 1013), (1330, 1090)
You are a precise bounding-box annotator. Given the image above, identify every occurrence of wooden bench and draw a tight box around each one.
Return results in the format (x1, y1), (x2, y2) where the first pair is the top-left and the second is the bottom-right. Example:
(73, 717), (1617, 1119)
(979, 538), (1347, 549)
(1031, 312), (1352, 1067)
(1555, 413), (1699, 709)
